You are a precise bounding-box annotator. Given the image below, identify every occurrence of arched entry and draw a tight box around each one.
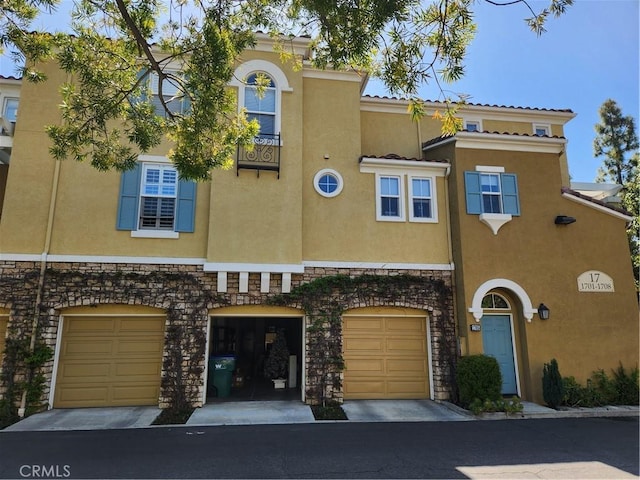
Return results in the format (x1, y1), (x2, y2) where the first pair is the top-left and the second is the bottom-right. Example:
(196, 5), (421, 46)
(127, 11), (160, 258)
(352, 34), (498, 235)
(480, 293), (519, 396)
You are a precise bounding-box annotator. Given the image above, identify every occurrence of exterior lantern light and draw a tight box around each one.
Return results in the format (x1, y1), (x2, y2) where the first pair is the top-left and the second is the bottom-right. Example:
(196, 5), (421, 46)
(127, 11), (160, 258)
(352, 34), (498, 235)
(538, 303), (550, 320)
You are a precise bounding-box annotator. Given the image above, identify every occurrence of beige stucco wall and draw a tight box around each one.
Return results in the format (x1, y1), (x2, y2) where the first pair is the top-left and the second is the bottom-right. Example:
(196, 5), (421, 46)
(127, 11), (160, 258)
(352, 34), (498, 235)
(449, 145), (639, 403)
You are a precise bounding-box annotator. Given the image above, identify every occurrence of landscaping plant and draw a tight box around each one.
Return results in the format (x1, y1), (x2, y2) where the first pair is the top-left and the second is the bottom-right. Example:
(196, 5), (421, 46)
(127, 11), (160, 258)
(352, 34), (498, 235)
(456, 354), (502, 409)
(542, 358), (564, 409)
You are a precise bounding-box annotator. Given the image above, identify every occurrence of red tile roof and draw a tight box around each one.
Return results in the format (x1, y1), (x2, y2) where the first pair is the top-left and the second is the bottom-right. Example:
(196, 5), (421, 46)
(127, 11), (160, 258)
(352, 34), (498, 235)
(359, 153), (449, 163)
(362, 95), (574, 113)
(561, 187), (633, 217)
(421, 130), (566, 148)
(0, 75), (21, 81)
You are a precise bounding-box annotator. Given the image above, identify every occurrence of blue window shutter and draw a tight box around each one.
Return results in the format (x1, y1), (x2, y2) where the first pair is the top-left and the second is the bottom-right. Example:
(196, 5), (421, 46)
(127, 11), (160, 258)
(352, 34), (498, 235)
(501, 173), (520, 216)
(175, 180), (196, 232)
(116, 164), (142, 230)
(464, 171), (482, 214)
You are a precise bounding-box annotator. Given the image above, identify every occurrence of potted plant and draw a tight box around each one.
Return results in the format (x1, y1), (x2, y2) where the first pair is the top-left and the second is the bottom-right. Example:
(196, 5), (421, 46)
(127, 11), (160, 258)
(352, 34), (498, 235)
(264, 329), (289, 388)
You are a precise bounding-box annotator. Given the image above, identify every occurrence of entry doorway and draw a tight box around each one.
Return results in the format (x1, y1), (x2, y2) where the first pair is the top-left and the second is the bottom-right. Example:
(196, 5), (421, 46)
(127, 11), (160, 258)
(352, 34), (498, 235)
(207, 316), (304, 402)
(481, 314), (518, 396)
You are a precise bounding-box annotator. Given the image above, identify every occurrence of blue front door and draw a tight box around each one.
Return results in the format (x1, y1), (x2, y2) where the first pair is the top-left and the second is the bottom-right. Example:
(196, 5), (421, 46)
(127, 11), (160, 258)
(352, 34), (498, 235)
(481, 315), (518, 395)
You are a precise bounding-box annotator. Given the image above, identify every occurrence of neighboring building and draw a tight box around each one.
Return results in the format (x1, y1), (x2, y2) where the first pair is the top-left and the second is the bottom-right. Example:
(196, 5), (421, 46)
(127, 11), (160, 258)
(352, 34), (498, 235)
(0, 36), (637, 412)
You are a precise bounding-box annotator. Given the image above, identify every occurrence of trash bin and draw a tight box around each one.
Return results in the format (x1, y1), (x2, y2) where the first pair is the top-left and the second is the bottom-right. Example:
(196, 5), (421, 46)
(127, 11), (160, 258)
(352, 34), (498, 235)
(209, 355), (235, 398)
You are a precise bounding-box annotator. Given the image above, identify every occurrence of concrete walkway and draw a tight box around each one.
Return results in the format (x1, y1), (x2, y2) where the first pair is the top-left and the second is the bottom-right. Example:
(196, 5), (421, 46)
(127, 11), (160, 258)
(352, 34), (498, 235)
(2, 400), (638, 432)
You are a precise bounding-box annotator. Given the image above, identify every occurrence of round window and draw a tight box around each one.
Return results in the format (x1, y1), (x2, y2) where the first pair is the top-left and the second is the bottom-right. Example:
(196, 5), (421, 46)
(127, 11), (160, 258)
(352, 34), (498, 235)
(313, 169), (343, 198)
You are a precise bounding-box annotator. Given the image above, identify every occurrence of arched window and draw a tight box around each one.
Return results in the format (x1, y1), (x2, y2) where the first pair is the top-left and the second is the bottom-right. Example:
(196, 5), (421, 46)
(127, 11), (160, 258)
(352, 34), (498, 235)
(481, 293), (510, 310)
(244, 72), (276, 136)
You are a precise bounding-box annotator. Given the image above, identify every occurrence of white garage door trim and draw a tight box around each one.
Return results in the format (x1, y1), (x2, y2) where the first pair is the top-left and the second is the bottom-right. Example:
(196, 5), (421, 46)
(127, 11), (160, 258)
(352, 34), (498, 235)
(342, 311), (434, 400)
(49, 313), (165, 409)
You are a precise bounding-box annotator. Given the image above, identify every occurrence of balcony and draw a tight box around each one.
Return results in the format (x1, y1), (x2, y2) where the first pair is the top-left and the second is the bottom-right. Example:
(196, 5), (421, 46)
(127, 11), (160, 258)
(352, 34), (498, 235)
(237, 134), (281, 178)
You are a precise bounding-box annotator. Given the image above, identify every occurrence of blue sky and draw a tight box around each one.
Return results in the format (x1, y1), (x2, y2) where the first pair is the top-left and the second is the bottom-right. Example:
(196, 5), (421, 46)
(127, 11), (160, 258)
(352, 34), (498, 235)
(366, 0), (640, 183)
(2, 0), (638, 182)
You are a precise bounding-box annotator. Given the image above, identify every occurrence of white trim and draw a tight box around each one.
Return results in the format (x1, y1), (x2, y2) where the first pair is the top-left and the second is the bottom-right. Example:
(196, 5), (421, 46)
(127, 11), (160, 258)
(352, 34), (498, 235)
(360, 157), (450, 175)
(533, 123), (551, 137)
(313, 168), (344, 198)
(131, 230), (180, 239)
(202, 316), (211, 406)
(562, 193), (633, 221)
(230, 59), (292, 92)
(469, 278), (536, 322)
(426, 315), (434, 401)
(203, 262), (305, 273)
(479, 213), (513, 235)
(481, 313), (521, 397)
(48, 315), (64, 409)
(453, 132), (567, 154)
(302, 68), (363, 83)
(0, 253), (207, 265)
(475, 165), (505, 173)
(408, 175), (438, 223)
(375, 173), (405, 222)
(239, 272), (249, 293)
(302, 260), (454, 270)
(260, 272), (270, 293)
(217, 272), (228, 293)
(463, 117), (483, 132)
(138, 155), (171, 164)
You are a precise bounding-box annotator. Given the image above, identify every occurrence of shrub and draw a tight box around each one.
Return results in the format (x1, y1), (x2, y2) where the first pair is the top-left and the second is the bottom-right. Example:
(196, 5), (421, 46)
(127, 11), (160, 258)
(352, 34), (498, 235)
(612, 364), (639, 405)
(542, 359), (564, 409)
(456, 355), (502, 409)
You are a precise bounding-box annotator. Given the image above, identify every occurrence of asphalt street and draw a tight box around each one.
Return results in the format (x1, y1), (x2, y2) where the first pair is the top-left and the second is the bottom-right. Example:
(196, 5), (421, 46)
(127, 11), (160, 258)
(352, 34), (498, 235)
(0, 417), (638, 479)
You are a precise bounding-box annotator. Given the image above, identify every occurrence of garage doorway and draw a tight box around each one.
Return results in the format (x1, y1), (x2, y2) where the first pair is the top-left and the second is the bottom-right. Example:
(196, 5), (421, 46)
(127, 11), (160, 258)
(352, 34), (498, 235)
(207, 307), (304, 403)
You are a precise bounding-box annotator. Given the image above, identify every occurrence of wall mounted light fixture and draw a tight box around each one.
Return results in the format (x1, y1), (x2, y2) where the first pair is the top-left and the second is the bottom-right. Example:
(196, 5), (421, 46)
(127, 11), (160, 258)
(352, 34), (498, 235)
(538, 303), (550, 320)
(555, 215), (576, 225)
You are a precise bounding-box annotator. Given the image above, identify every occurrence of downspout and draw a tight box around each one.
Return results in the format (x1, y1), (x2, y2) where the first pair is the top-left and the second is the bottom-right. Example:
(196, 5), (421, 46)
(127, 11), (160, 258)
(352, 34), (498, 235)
(18, 156), (62, 417)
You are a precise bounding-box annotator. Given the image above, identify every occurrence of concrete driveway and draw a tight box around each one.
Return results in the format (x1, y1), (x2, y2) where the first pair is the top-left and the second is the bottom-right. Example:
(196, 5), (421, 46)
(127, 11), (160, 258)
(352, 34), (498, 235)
(2, 399), (470, 431)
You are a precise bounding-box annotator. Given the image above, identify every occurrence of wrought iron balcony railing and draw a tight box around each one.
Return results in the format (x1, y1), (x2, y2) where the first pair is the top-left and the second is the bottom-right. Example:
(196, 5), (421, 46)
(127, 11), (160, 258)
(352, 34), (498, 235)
(236, 133), (281, 178)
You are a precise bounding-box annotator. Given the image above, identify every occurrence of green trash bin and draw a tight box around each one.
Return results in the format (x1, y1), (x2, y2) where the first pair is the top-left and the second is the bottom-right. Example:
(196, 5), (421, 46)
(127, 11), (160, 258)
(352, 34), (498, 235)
(209, 355), (235, 398)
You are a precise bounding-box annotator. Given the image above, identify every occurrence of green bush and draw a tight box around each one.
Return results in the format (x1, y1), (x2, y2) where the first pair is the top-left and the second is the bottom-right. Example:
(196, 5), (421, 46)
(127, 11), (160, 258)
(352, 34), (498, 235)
(542, 359), (564, 409)
(469, 396), (523, 415)
(456, 354), (502, 409)
(561, 363), (639, 407)
(612, 364), (640, 405)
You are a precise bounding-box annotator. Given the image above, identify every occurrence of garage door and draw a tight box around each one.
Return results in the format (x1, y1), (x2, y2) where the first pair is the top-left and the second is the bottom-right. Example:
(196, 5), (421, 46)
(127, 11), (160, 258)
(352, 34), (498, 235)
(54, 315), (165, 408)
(343, 308), (429, 399)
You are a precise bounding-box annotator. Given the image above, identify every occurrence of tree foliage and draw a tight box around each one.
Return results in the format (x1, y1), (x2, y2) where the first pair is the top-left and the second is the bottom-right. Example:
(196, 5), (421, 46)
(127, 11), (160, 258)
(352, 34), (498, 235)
(593, 99), (639, 285)
(2, 0), (573, 180)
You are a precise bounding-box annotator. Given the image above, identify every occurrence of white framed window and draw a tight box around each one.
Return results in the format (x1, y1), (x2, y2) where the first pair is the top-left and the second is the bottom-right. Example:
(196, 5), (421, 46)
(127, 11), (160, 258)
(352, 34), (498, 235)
(150, 72), (188, 117)
(464, 119), (482, 132)
(231, 60), (292, 144)
(408, 176), (437, 222)
(376, 174), (405, 221)
(2, 98), (18, 122)
(314, 169), (344, 198)
(481, 293), (510, 310)
(139, 164), (178, 230)
(533, 123), (551, 137)
(245, 73), (276, 136)
(480, 173), (503, 214)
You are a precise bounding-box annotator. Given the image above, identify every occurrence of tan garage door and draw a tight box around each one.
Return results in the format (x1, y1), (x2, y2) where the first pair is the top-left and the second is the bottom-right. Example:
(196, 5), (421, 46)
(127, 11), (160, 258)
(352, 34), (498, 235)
(54, 315), (165, 408)
(343, 308), (429, 399)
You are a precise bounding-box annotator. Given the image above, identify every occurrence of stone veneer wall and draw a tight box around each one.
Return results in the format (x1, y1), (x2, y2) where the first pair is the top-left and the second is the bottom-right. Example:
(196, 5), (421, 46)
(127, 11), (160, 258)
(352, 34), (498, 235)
(0, 261), (456, 409)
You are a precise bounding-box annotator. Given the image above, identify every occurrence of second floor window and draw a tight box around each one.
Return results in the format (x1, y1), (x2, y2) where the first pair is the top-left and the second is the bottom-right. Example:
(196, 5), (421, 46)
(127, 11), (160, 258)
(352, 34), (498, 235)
(3, 98), (18, 123)
(151, 73), (187, 117)
(464, 170), (520, 216)
(244, 73), (276, 136)
(140, 164), (177, 230)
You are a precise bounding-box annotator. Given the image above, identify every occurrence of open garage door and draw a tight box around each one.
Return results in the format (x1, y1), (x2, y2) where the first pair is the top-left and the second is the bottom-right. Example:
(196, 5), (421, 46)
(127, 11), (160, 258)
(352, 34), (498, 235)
(342, 307), (430, 400)
(54, 315), (165, 408)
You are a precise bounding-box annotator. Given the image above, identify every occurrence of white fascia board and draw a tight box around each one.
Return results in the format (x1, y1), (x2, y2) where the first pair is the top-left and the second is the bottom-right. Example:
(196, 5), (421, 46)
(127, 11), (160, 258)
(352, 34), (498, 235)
(0, 253), (206, 265)
(359, 157), (450, 176)
(303, 260), (454, 270)
(562, 193), (633, 221)
(203, 262), (305, 273)
(302, 67), (364, 83)
(454, 132), (566, 154)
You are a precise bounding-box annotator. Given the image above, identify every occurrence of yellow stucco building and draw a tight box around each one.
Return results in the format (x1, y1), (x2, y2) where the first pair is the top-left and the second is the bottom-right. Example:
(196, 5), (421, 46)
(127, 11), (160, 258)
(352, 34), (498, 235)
(0, 35), (637, 412)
